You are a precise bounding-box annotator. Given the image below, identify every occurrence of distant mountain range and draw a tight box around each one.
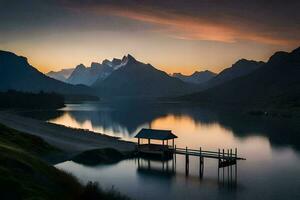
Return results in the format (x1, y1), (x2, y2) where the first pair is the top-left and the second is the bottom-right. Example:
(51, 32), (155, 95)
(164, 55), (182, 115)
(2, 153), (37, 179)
(66, 62), (112, 86)
(92, 55), (195, 97)
(1, 47), (299, 112)
(47, 68), (74, 82)
(0, 51), (195, 98)
(178, 47), (300, 113)
(67, 56), (136, 86)
(172, 70), (216, 84)
(48, 56), (264, 92)
(0, 50), (91, 95)
(198, 59), (265, 90)
(47, 57), (131, 86)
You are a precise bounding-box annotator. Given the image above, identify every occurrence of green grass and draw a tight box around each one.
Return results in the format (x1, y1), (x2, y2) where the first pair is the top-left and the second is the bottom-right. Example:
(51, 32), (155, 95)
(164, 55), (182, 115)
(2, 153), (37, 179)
(0, 124), (59, 157)
(0, 123), (130, 200)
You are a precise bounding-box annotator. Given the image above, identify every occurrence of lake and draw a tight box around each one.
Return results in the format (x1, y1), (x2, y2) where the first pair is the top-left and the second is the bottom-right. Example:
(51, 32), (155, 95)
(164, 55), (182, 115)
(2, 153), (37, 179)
(23, 101), (300, 200)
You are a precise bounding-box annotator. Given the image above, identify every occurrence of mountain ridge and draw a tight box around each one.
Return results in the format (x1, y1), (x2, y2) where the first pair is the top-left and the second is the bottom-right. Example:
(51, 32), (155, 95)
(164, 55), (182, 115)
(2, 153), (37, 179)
(66, 62), (112, 86)
(177, 47), (300, 114)
(47, 68), (74, 82)
(0, 50), (91, 95)
(198, 58), (265, 90)
(92, 55), (195, 98)
(173, 70), (216, 84)
(65, 55), (137, 86)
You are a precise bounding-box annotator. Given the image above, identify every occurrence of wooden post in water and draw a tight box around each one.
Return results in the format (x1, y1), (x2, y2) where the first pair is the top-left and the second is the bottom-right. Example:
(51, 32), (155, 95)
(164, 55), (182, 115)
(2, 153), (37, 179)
(235, 148), (238, 185)
(230, 149), (233, 183)
(172, 139), (175, 150)
(199, 147), (202, 178)
(172, 153), (175, 173)
(227, 149), (230, 183)
(185, 146), (189, 176)
(218, 148), (220, 181)
(227, 149), (230, 160)
(218, 148), (220, 167)
(174, 145), (177, 172)
(174, 145), (177, 163)
(222, 149), (225, 182)
(222, 149), (225, 160)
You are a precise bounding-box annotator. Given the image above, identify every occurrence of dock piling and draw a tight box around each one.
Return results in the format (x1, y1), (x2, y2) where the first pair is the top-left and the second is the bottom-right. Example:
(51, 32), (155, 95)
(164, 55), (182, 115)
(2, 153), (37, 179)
(230, 149), (233, 182)
(185, 146), (189, 176)
(199, 147), (204, 178)
(222, 149), (225, 181)
(227, 149), (230, 183)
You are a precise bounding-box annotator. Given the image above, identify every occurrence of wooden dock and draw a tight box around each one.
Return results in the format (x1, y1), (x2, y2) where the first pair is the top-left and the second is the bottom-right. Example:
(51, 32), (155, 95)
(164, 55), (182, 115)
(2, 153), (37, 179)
(137, 144), (246, 178)
(137, 145), (245, 162)
(173, 146), (245, 178)
(134, 128), (246, 180)
(174, 146), (245, 163)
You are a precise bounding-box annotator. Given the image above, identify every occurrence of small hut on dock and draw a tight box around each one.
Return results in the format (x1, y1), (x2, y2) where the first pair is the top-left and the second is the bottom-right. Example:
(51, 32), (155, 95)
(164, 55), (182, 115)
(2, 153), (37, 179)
(135, 128), (177, 158)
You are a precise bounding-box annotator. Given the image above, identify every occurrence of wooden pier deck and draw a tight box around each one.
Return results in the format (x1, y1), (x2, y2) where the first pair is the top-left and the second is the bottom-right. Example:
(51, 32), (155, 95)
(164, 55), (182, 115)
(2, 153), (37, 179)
(174, 147), (246, 161)
(137, 144), (246, 161)
(173, 146), (246, 173)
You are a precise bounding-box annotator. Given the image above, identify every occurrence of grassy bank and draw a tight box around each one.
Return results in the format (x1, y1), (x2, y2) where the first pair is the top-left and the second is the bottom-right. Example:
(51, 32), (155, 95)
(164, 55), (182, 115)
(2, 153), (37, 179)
(0, 123), (130, 200)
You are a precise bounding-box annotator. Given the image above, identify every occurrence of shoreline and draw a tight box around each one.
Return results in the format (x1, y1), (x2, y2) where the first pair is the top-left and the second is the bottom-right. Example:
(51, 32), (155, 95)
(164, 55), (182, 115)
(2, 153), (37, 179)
(0, 111), (135, 157)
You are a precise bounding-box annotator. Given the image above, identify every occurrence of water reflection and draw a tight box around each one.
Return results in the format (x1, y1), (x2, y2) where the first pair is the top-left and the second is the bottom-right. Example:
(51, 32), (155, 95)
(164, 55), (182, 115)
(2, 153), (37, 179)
(37, 102), (300, 200)
(56, 155), (240, 200)
(55, 147), (300, 200)
(32, 102), (300, 153)
(137, 158), (176, 178)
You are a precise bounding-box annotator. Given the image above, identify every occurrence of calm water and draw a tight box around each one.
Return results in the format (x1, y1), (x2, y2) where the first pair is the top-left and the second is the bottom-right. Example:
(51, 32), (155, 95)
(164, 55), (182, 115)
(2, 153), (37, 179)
(24, 102), (300, 200)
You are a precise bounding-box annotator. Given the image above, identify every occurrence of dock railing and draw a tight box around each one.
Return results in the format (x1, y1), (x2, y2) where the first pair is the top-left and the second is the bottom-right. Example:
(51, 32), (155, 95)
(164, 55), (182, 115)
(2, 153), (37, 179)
(171, 146), (245, 161)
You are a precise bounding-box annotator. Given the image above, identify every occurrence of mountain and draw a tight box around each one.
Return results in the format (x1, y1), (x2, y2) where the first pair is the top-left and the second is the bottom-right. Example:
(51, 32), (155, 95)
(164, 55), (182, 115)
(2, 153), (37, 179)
(93, 54), (194, 97)
(46, 68), (74, 82)
(66, 60), (121, 86)
(201, 59), (265, 89)
(173, 70), (216, 84)
(0, 50), (91, 94)
(102, 58), (123, 70)
(178, 47), (300, 112)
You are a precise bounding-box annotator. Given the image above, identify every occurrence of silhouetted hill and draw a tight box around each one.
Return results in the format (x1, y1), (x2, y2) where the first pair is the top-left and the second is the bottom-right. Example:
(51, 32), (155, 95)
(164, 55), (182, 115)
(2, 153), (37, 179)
(173, 70), (216, 84)
(200, 59), (264, 90)
(178, 47), (300, 114)
(93, 55), (195, 98)
(0, 50), (91, 95)
(46, 68), (74, 82)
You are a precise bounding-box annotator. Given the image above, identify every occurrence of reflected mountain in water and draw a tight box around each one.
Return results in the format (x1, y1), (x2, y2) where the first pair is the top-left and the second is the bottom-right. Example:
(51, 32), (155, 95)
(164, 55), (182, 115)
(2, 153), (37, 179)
(24, 102), (300, 152)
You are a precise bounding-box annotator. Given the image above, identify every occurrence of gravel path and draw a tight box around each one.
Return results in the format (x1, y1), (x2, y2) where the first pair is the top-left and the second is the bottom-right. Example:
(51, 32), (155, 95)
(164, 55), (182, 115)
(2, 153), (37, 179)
(0, 111), (135, 155)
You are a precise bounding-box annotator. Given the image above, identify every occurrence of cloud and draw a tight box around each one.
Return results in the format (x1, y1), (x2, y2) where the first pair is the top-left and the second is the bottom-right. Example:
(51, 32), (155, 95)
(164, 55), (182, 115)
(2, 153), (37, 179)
(62, 0), (300, 46)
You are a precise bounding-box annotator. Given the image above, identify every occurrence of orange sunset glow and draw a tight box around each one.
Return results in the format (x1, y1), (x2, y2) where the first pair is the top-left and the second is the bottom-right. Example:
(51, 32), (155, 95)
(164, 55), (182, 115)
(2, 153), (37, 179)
(1, 1), (299, 74)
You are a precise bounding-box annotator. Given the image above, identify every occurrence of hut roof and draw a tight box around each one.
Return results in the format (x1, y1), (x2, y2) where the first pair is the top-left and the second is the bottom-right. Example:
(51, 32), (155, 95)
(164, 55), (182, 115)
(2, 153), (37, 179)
(135, 128), (177, 140)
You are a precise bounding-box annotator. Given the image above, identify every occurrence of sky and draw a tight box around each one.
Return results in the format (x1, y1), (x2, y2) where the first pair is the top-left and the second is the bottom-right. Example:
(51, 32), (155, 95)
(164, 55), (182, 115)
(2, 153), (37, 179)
(0, 0), (300, 75)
